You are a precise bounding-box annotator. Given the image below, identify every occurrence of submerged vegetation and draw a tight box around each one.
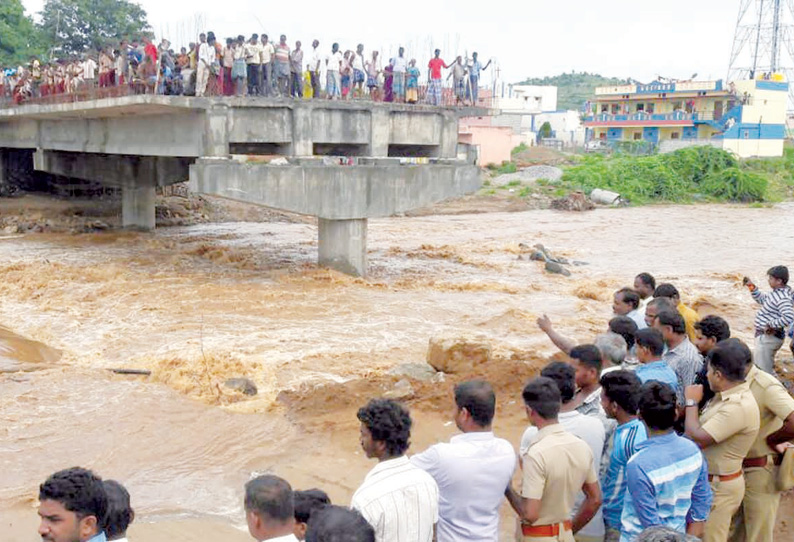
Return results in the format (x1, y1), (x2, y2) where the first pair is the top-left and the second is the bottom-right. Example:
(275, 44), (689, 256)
(559, 146), (794, 204)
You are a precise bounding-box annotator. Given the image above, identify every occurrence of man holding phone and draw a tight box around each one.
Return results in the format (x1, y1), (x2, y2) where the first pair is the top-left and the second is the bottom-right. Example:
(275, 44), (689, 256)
(743, 266), (794, 374)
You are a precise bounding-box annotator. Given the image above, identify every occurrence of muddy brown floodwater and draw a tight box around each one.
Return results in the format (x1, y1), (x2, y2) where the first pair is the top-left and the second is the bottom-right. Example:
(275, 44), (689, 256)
(2, 202), (794, 541)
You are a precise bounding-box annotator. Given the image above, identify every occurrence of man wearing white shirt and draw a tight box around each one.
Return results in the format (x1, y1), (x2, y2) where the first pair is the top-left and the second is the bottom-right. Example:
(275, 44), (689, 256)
(352, 398), (439, 542)
(82, 55), (97, 88)
(245, 475), (300, 542)
(613, 287), (647, 331)
(411, 380), (515, 542)
(521, 362), (606, 542)
(309, 39), (322, 99)
(392, 47), (407, 102)
(196, 34), (214, 97)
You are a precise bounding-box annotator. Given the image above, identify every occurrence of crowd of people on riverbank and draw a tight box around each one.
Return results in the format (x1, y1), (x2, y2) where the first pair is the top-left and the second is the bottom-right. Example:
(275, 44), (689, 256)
(2, 32), (491, 107)
(34, 268), (794, 542)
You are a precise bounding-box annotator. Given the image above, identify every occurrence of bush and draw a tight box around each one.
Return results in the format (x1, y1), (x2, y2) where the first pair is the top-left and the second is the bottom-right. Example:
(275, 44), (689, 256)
(560, 146), (767, 203)
(700, 168), (767, 202)
(496, 161), (518, 175)
(511, 142), (529, 155)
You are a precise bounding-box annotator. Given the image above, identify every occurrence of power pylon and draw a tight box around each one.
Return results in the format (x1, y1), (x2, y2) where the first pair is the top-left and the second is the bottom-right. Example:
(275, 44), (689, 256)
(728, 0), (794, 108)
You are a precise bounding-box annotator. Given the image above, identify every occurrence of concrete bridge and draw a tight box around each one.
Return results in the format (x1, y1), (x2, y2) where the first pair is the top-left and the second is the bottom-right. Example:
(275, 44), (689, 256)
(0, 96), (484, 275)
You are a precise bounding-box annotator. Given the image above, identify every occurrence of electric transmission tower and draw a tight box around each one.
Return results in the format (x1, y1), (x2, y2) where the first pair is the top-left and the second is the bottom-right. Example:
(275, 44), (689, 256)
(728, 0), (794, 108)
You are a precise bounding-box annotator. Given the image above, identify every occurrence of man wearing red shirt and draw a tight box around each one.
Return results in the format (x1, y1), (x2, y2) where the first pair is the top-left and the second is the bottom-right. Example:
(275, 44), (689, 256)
(144, 36), (158, 63)
(427, 49), (450, 106)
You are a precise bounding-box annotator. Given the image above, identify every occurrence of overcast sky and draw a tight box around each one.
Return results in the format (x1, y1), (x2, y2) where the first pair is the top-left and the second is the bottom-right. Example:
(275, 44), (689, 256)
(22, 0), (744, 85)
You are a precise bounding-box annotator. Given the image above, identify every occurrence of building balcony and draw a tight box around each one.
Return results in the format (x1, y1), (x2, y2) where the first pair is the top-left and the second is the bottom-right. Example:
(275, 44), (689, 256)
(584, 111), (720, 127)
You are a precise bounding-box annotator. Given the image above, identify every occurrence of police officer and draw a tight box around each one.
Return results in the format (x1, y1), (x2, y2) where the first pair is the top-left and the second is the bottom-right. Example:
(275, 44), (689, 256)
(505, 377), (602, 542)
(684, 339), (760, 542)
(729, 350), (794, 542)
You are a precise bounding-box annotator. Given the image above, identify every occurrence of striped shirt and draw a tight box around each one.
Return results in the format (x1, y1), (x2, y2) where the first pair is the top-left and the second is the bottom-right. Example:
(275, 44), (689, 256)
(662, 338), (703, 388)
(752, 285), (794, 332)
(620, 432), (712, 542)
(601, 418), (647, 529)
(351, 456), (439, 542)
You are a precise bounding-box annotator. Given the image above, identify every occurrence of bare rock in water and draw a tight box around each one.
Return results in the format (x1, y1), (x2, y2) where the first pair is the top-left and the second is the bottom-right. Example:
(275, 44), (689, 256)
(427, 335), (492, 374)
(388, 363), (437, 382)
(384, 379), (415, 400)
(545, 261), (572, 277)
(550, 191), (595, 212)
(224, 377), (258, 396)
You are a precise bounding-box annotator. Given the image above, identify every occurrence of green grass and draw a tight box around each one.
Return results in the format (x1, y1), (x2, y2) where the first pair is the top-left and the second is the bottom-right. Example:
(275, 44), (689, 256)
(511, 143), (529, 155)
(559, 146), (792, 204)
(495, 161), (518, 175)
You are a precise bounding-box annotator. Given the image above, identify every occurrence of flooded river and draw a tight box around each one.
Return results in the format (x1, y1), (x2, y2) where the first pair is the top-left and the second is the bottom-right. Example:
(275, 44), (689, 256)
(2, 203), (794, 541)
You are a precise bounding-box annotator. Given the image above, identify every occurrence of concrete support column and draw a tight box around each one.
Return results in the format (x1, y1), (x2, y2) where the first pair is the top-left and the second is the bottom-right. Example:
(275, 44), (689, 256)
(122, 179), (156, 231)
(292, 106), (313, 156)
(204, 105), (231, 157)
(0, 150), (7, 196)
(439, 113), (459, 158)
(369, 109), (390, 157)
(318, 218), (368, 277)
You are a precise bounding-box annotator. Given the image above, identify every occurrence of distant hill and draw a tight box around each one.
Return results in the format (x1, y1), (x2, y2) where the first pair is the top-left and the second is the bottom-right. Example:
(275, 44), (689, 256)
(516, 72), (631, 111)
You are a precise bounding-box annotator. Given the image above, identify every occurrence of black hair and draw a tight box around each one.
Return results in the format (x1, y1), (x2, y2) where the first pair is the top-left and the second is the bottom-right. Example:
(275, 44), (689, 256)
(521, 376), (561, 420)
(600, 370), (642, 415)
(103, 480), (133, 540)
(653, 283), (680, 300)
(638, 381), (677, 431)
(244, 475), (294, 523)
(707, 338), (751, 381)
(635, 328), (665, 356)
(356, 399), (412, 456)
(540, 362), (576, 403)
(454, 380), (496, 427)
(609, 316), (637, 349)
(306, 505), (375, 542)
(636, 272), (656, 291)
(694, 315), (730, 342)
(39, 468), (107, 527)
(570, 344), (603, 373)
(294, 489), (331, 524)
(616, 288), (641, 310)
(768, 265), (789, 285)
(655, 310), (686, 335)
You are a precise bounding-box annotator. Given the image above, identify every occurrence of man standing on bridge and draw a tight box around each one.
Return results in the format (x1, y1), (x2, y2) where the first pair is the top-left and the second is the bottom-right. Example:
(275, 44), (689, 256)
(427, 49), (450, 106)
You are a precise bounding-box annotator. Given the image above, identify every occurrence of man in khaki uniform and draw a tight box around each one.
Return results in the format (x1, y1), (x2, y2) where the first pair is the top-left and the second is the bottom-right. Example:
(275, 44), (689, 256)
(729, 358), (794, 542)
(506, 376), (602, 542)
(684, 339), (760, 542)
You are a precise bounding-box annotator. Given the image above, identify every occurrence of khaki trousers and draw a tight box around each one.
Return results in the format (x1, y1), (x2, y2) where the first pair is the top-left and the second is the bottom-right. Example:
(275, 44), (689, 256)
(728, 464), (780, 542)
(523, 533), (575, 542)
(704, 475), (745, 542)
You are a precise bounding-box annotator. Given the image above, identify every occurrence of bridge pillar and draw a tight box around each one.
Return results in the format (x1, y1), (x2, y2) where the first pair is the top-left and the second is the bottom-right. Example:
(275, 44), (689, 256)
(318, 218), (368, 277)
(122, 179), (156, 231)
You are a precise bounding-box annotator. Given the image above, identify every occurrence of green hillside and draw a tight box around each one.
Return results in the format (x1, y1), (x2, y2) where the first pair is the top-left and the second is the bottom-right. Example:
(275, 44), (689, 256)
(516, 72), (631, 111)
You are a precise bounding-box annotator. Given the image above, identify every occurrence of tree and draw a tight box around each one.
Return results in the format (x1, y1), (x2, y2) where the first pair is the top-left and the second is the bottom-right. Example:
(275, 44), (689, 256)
(0, 0), (44, 66)
(38, 0), (151, 56)
(539, 121), (553, 139)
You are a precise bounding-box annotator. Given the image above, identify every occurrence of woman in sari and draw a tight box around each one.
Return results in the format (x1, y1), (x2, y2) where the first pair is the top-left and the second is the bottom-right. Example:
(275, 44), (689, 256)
(383, 59), (394, 103)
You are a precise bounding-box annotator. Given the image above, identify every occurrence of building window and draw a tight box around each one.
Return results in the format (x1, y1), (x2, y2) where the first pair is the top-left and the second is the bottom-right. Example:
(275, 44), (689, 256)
(647, 103), (655, 113)
(601, 104), (608, 113)
(637, 103), (645, 112)
(742, 130), (750, 139)
(633, 133), (642, 140)
(671, 132), (680, 139)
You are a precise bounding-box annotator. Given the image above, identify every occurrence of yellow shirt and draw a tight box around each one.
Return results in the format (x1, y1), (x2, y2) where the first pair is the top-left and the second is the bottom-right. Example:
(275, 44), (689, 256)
(521, 424), (597, 525)
(701, 381), (760, 474)
(677, 301), (700, 342)
(745, 365), (794, 458)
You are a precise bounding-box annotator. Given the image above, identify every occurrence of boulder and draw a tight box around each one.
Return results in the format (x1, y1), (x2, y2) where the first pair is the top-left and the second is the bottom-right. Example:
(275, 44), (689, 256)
(384, 379), (415, 400)
(550, 191), (595, 212)
(224, 377), (258, 396)
(427, 335), (492, 374)
(545, 261), (572, 277)
(388, 363), (437, 382)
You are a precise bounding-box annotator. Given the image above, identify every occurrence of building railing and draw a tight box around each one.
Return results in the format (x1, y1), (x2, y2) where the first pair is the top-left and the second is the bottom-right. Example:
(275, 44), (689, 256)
(0, 76), (494, 109)
(584, 110), (732, 123)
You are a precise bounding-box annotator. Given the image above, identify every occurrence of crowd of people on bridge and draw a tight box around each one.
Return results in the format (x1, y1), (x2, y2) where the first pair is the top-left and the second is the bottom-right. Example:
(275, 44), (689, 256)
(34, 269), (794, 542)
(2, 32), (492, 107)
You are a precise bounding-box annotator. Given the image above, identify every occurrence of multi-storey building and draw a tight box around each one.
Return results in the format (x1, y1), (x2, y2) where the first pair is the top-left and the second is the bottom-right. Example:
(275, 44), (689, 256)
(583, 78), (788, 157)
